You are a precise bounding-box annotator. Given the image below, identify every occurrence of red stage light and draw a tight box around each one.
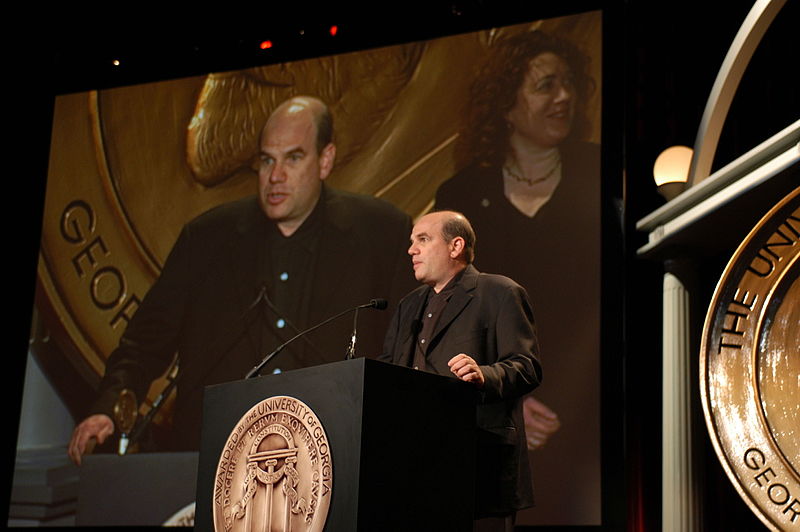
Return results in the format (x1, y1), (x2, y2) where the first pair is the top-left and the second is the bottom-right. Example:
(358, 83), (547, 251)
(260, 40), (273, 50)
(329, 25), (338, 37)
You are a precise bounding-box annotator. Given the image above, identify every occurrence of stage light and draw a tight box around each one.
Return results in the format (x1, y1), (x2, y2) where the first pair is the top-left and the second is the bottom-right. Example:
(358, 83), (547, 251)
(329, 25), (338, 37)
(653, 145), (692, 201)
(260, 40), (273, 50)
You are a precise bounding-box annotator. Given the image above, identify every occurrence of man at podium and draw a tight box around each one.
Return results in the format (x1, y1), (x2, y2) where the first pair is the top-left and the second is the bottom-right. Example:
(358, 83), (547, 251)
(381, 210), (542, 531)
(68, 96), (413, 463)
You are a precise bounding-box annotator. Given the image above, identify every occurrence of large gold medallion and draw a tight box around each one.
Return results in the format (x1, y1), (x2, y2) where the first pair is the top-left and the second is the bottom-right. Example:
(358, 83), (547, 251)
(700, 186), (799, 530)
(212, 396), (332, 532)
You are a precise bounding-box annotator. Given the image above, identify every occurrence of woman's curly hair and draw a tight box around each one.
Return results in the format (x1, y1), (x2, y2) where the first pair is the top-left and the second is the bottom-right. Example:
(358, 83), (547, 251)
(456, 31), (596, 169)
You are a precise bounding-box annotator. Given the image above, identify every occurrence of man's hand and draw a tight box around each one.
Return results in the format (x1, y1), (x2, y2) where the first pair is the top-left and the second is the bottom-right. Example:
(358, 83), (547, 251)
(68, 414), (114, 466)
(447, 353), (485, 388)
(523, 396), (560, 450)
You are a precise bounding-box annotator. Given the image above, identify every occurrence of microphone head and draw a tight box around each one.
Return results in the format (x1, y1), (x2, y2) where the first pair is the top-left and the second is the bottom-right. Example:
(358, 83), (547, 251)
(370, 298), (388, 310)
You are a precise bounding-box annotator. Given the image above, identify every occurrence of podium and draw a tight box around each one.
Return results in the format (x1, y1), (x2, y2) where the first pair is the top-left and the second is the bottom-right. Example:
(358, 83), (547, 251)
(77, 452), (198, 526)
(195, 358), (476, 531)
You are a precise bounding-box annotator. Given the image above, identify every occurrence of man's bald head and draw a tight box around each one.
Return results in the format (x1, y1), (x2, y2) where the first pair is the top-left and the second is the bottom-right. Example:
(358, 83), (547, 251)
(267, 96), (333, 154)
(408, 210), (476, 292)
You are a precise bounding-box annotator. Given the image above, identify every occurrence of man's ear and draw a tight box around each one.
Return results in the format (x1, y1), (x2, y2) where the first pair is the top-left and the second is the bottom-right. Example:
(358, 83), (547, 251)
(450, 236), (465, 259)
(319, 143), (336, 180)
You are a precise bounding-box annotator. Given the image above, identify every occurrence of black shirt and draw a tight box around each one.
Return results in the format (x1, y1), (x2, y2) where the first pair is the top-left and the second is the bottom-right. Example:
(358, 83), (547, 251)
(411, 268), (466, 372)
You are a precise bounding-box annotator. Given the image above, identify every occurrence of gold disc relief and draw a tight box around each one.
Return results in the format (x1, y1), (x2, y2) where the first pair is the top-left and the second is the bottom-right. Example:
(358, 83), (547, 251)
(213, 396), (332, 532)
(700, 186), (800, 530)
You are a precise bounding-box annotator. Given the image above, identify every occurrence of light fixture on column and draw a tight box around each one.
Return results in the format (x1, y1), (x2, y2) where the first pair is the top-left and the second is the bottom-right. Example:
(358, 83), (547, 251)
(653, 145), (693, 201)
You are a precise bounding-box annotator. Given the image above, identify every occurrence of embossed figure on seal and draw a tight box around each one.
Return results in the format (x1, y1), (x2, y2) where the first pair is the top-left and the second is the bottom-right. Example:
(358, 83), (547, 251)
(213, 396), (332, 532)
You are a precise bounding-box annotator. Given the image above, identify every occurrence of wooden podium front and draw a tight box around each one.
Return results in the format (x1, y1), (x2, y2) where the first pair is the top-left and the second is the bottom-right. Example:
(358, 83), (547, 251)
(194, 358), (476, 531)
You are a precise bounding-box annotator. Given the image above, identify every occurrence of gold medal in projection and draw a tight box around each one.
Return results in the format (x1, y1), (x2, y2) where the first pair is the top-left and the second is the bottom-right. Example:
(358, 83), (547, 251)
(700, 186), (800, 530)
(213, 396), (332, 532)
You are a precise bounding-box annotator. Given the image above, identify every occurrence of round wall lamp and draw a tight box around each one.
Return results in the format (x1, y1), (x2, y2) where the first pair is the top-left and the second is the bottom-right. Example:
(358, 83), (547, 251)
(653, 145), (693, 201)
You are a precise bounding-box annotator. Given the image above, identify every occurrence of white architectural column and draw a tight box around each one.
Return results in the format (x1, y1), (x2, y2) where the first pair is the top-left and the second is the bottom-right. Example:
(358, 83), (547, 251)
(662, 270), (700, 531)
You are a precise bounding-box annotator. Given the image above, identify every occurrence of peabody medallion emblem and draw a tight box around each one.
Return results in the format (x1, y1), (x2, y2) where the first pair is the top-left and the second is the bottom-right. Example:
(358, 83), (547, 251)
(700, 186), (799, 530)
(213, 396), (332, 532)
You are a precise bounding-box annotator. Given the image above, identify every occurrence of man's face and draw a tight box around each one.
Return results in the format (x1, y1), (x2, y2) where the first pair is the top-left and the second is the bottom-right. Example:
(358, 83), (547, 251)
(258, 106), (334, 235)
(506, 52), (576, 149)
(408, 213), (459, 292)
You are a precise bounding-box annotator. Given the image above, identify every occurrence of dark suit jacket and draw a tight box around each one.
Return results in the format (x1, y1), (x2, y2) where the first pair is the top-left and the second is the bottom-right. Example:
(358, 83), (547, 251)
(93, 185), (414, 450)
(380, 264), (542, 516)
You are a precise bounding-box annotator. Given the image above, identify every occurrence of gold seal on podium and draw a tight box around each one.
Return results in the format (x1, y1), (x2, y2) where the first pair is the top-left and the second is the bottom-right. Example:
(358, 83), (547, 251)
(700, 186), (800, 530)
(212, 396), (332, 532)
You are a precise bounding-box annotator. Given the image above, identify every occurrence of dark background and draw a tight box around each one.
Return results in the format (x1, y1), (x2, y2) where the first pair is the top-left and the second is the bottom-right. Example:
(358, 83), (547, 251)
(7, 1), (798, 529)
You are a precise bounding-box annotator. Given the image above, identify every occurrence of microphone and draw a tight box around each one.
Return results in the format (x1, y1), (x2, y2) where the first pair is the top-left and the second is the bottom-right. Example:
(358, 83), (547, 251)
(345, 299), (389, 360)
(369, 298), (388, 310)
(245, 298), (388, 379)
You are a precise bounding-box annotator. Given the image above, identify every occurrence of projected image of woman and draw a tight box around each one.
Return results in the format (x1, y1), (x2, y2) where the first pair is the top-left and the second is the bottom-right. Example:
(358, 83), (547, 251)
(435, 30), (601, 524)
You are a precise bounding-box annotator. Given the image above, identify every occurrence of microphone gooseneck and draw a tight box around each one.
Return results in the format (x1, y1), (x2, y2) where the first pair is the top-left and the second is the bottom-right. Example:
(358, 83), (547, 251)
(245, 298), (388, 379)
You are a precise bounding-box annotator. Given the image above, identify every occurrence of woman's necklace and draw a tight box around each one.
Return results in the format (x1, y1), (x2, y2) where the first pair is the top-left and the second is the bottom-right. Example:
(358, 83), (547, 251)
(503, 150), (562, 218)
(503, 160), (559, 186)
